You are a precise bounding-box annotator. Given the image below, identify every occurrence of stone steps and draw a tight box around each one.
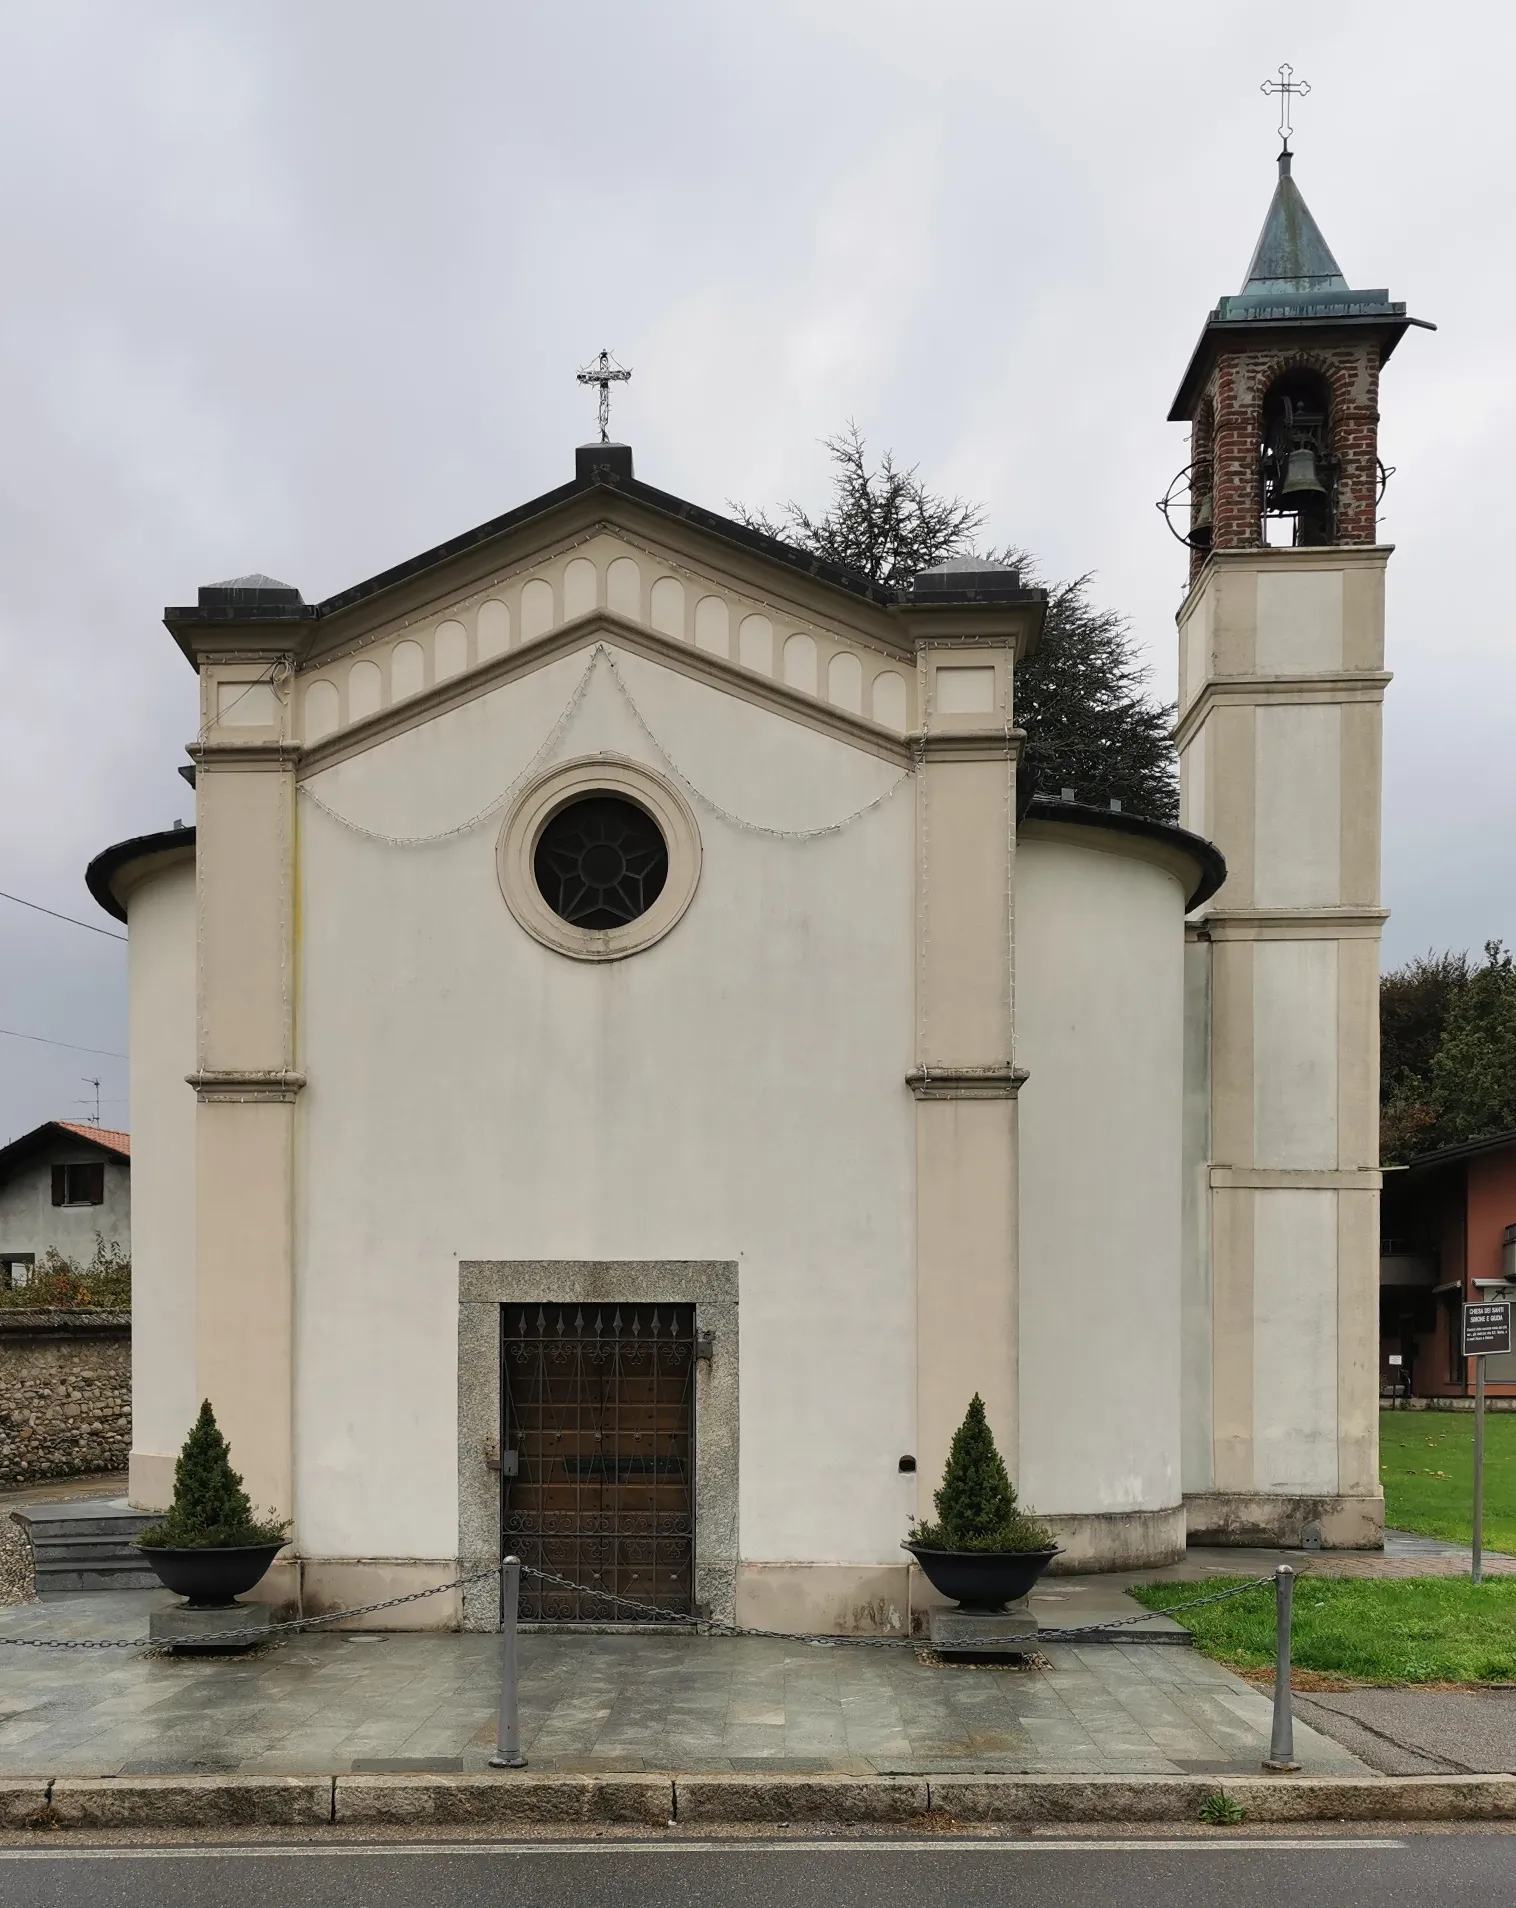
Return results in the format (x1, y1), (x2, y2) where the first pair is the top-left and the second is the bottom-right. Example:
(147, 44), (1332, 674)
(9, 1497), (159, 1594)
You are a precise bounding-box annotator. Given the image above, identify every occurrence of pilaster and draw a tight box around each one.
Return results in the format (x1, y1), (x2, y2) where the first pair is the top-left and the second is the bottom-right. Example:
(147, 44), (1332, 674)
(909, 638), (1023, 1513)
(1179, 547), (1388, 1543)
(187, 652), (302, 1524)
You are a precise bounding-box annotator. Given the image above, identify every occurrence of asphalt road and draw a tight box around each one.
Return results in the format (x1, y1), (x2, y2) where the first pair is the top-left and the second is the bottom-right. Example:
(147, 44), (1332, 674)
(1, 1834), (1514, 1908)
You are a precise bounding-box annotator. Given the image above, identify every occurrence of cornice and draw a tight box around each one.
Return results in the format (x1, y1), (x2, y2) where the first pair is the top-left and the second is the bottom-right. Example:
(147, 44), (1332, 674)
(296, 612), (914, 779)
(187, 741), (300, 771)
(1199, 906), (1389, 941)
(896, 601), (1044, 657)
(912, 729), (1024, 764)
(1176, 544), (1394, 629)
(906, 1065), (1028, 1101)
(1173, 670), (1392, 749)
(1210, 1166), (1381, 1190)
(187, 1070), (307, 1104)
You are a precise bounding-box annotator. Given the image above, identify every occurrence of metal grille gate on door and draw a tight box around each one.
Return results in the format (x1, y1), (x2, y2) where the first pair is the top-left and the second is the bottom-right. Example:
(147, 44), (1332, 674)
(500, 1303), (695, 1621)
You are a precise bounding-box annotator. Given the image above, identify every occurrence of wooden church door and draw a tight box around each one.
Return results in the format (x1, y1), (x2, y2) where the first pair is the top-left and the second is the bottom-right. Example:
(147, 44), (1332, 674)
(500, 1303), (695, 1620)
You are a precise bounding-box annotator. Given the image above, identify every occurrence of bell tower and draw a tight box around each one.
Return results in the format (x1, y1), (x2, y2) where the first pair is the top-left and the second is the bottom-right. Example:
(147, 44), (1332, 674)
(1170, 117), (1431, 1547)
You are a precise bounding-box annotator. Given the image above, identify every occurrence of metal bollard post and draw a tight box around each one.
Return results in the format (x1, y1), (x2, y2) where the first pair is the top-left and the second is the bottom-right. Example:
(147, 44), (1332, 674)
(1473, 1351), (1486, 1587)
(1262, 1564), (1300, 1772)
(489, 1556), (527, 1769)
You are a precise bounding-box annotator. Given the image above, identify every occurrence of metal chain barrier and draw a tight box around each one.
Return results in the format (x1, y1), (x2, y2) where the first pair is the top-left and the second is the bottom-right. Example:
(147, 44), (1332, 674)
(515, 1560), (1277, 1645)
(0, 1556), (1280, 1656)
(0, 1562), (506, 1651)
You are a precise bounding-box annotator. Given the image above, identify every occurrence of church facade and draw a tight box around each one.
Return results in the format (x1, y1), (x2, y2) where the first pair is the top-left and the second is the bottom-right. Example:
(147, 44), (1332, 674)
(88, 148), (1424, 1631)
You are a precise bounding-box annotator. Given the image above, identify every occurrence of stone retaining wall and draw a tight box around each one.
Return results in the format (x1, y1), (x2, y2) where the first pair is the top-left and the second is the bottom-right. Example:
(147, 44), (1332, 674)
(0, 1312), (130, 1487)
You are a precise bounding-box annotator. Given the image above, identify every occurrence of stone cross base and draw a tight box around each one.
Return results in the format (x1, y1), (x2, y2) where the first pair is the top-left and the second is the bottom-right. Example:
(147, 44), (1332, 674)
(928, 1600), (1038, 1658)
(148, 1601), (271, 1653)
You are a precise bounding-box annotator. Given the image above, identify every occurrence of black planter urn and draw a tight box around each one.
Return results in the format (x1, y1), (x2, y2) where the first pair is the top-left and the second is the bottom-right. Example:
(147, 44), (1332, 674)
(139, 1542), (284, 1607)
(903, 1543), (1060, 1611)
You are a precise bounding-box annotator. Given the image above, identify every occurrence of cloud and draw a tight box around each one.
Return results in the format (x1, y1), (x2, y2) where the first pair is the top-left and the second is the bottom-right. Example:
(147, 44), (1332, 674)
(0, 0), (1508, 1137)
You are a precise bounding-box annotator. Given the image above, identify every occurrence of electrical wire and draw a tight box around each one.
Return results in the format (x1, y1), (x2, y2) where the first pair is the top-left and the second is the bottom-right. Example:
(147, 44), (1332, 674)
(0, 889), (127, 943)
(0, 1027), (128, 1060)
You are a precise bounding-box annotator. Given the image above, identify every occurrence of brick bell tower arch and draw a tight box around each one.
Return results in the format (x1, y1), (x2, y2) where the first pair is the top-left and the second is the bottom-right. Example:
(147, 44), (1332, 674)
(1168, 132), (1433, 1549)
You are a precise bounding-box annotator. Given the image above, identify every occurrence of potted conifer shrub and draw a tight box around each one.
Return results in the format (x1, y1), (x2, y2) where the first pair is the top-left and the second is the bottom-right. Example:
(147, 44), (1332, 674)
(903, 1393), (1059, 1609)
(137, 1400), (289, 1605)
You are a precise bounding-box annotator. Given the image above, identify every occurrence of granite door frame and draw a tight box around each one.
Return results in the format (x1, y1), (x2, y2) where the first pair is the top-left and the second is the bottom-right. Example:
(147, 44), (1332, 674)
(457, 1260), (739, 1630)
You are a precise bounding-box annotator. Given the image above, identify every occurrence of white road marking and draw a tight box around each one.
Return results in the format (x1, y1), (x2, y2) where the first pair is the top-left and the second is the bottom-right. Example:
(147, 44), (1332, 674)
(0, 1837), (1410, 1860)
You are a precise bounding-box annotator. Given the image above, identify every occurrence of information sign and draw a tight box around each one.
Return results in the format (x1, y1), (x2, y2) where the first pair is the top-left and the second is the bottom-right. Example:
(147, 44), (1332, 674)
(1463, 1301), (1513, 1358)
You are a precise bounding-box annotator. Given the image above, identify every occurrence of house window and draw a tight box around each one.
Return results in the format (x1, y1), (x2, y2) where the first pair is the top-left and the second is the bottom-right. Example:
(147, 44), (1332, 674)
(51, 1162), (105, 1207)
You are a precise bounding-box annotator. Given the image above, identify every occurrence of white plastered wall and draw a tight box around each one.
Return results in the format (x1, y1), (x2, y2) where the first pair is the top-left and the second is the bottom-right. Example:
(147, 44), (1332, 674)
(294, 642), (916, 1567)
(124, 859), (198, 1507)
(1014, 833), (1186, 1520)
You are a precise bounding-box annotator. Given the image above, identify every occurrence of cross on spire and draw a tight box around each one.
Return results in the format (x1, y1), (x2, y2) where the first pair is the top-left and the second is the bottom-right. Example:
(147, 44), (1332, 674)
(1260, 63), (1311, 151)
(576, 349), (632, 444)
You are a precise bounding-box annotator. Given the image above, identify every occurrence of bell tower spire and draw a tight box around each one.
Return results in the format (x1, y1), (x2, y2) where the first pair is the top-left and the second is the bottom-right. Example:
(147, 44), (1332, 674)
(1170, 92), (1432, 1556)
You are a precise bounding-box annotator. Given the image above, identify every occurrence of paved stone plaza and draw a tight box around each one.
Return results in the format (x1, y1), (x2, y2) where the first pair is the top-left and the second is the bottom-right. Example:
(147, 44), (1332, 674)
(0, 1589), (1363, 1780)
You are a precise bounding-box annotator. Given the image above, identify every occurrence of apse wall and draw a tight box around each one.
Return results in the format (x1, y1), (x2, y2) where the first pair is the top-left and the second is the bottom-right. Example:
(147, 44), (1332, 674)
(121, 853), (198, 1510)
(1014, 819), (1188, 1568)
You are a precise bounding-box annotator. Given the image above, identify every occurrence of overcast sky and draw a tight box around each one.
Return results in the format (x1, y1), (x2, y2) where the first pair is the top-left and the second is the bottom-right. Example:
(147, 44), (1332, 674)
(0, 1), (1509, 1143)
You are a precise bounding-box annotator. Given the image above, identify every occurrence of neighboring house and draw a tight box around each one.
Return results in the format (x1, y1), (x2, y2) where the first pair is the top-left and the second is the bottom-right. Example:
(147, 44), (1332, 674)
(1381, 1131), (1516, 1401)
(0, 1122), (131, 1287)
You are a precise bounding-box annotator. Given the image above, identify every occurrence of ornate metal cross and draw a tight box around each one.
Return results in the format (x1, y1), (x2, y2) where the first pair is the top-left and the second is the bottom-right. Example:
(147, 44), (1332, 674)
(576, 349), (632, 444)
(1260, 64), (1311, 148)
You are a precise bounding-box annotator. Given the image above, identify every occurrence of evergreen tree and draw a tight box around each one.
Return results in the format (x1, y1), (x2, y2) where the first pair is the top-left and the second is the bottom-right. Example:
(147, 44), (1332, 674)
(998, 556), (1178, 822)
(737, 422), (984, 586)
(737, 426), (1177, 820)
(912, 1394), (1052, 1553)
(1379, 941), (1516, 1162)
(1429, 943), (1516, 1147)
(139, 1400), (287, 1549)
(1380, 949), (1471, 1161)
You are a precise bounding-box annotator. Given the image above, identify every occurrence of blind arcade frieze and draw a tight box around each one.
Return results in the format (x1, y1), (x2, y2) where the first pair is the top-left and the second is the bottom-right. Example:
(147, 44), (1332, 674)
(295, 535), (916, 747)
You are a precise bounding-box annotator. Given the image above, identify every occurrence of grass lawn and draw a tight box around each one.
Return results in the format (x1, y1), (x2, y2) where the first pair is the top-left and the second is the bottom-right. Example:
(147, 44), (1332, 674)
(1380, 1407), (1516, 1554)
(1128, 1574), (1516, 1684)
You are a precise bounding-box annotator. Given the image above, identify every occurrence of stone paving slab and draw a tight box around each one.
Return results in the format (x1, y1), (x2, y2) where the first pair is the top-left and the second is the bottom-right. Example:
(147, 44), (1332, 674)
(0, 1590), (1363, 1780)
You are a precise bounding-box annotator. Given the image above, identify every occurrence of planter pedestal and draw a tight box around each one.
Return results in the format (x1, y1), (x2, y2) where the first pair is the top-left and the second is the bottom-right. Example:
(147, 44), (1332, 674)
(929, 1598), (1037, 1659)
(148, 1601), (271, 1653)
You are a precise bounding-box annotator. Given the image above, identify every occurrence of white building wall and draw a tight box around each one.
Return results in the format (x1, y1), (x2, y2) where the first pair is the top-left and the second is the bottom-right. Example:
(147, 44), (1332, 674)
(124, 858), (199, 1506)
(1180, 934), (1214, 1493)
(1014, 832), (1186, 1520)
(294, 643), (917, 1567)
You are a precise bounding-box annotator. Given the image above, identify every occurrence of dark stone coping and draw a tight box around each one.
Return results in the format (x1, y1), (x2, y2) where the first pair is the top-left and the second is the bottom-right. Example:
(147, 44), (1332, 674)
(162, 456), (1045, 637)
(1022, 798), (1226, 912)
(85, 826), (196, 924)
(0, 1311), (132, 1337)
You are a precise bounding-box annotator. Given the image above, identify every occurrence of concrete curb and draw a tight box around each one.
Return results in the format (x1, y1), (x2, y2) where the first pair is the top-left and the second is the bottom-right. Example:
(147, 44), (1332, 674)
(6, 1771), (1516, 1830)
(46, 1776), (333, 1829)
(0, 1783), (50, 1830)
(677, 1774), (930, 1824)
(925, 1775), (1516, 1823)
(336, 1774), (673, 1826)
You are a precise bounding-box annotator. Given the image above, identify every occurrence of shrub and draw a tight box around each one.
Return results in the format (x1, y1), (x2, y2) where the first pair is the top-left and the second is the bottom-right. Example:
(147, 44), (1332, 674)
(910, 1393), (1054, 1553)
(137, 1400), (288, 1550)
(0, 1236), (130, 1312)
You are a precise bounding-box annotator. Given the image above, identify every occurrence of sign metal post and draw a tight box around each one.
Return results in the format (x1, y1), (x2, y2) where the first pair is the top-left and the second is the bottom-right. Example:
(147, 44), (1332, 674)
(1462, 1301), (1512, 1588)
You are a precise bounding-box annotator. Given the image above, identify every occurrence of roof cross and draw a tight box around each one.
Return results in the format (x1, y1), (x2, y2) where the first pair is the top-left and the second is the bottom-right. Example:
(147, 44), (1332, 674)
(576, 349), (632, 444)
(1260, 64), (1311, 150)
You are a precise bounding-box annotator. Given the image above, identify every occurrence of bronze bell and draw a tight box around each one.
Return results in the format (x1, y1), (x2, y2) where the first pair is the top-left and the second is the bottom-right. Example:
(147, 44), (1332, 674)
(1280, 447), (1327, 496)
(1192, 491), (1213, 532)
